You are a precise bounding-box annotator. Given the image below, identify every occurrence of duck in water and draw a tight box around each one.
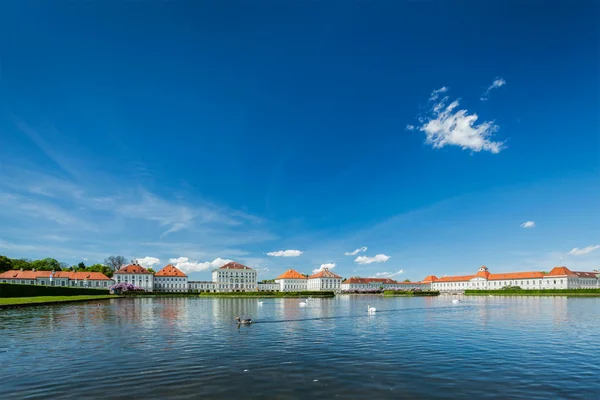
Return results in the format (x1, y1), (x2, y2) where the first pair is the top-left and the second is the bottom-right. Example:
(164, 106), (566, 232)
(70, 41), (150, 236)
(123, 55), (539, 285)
(235, 316), (252, 324)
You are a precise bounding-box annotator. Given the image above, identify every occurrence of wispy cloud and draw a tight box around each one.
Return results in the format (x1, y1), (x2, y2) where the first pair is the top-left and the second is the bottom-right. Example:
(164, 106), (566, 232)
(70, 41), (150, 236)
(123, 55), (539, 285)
(267, 249), (303, 257)
(169, 257), (233, 273)
(355, 254), (391, 264)
(480, 77), (506, 101)
(371, 269), (404, 278)
(520, 221), (536, 228)
(344, 246), (367, 256)
(407, 86), (504, 154)
(312, 262), (336, 274)
(568, 245), (600, 256)
(136, 256), (161, 268)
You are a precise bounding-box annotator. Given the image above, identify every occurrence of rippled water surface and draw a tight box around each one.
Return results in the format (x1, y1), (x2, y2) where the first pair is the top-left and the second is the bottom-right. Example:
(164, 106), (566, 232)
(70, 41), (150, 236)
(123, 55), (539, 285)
(2, 296), (600, 399)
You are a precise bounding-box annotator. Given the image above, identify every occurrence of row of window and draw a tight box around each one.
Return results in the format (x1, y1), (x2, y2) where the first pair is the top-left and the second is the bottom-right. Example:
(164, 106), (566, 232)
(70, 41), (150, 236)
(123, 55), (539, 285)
(1, 279), (108, 287)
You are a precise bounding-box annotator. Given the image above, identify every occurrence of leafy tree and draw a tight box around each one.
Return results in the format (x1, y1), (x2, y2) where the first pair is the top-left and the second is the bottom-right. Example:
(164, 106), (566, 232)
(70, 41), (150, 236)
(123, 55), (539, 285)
(104, 255), (126, 271)
(147, 268), (155, 274)
(86, 263), (114, 278)
(78, 262), (86, 269)
(59, 262), (69, 270)
(403, 279), (411, 282)
(31, 258), (61, 271)
(0, 255), (13, 272)
(12, 258), (32, 270)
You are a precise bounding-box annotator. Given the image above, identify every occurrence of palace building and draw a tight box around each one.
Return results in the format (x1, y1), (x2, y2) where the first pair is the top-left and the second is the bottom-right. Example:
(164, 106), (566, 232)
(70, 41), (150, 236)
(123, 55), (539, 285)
(114, 261), (154, 291)
(211, 262), (257, 292)
(428, 265), (599, 292)
(0, 269), (114, 288)
(154, 264), (188, 292)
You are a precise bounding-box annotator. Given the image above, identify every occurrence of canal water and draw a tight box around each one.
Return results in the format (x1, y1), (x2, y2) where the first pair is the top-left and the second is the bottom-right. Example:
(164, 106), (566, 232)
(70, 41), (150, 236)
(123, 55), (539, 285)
(1, 296), (599, 399)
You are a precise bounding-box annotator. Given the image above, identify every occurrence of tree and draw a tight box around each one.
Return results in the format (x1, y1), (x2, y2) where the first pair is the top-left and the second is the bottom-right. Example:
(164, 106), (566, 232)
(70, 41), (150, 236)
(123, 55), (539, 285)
(59, 262), (69, 270)
(0, 255), (13, 272)
(78, 262), (86, 269)
(403, 279), (411, 282)
(12, 258), (32, 270)
(147, 268), (155, 274)
(87, 263), (114, 278)
(104, 255), (126, 271)
(31, 258), (60, 271)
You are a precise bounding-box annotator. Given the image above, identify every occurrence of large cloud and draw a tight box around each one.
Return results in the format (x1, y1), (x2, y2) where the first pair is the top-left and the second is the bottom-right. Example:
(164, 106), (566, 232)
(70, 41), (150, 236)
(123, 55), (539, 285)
(136, 256), (161, 268)
(169, 257), (232, 273)
(344, 247), (367, 256)
(407, 86), (504, 153)
(354, 254), (391, 264)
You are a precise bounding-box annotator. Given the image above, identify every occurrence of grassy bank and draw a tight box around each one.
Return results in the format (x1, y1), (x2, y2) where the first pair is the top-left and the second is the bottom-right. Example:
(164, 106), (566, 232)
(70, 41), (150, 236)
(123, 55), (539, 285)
(0, 295), (119, 309)
(465, 289), (600, 296)
(383, 290), (440, 297)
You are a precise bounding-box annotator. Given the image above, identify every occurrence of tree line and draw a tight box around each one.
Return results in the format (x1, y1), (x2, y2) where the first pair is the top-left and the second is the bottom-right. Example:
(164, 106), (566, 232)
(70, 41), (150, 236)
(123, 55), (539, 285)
(0, 255), (146, 278)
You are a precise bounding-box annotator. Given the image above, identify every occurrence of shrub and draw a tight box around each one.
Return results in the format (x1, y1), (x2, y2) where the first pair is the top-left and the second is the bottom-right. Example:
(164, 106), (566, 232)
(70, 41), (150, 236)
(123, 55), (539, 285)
(109, 282), (145, 295)
(0, 283), (110, 297)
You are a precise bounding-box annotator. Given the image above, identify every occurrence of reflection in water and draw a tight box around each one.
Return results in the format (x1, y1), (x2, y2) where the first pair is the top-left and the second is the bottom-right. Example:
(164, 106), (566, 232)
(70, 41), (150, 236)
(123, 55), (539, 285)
(1, 296), (600, 399)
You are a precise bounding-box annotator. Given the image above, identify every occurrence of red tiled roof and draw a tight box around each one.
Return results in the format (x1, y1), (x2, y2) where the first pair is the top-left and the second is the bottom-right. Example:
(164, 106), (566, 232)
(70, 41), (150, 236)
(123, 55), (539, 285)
(114, 264), (152, 274)
(0, 270), (112, 280)
(488, 271), (545, 280)
(308, 269), (341, 279)
(155, 264), (187, 277)
(276, 269), (306, 279)
(422, 275), (438, 283)
(436, 275), (475, 282)
(546, 266), (576, 277)
(218, 262), (253, 270)
(573, 271), (599, 278)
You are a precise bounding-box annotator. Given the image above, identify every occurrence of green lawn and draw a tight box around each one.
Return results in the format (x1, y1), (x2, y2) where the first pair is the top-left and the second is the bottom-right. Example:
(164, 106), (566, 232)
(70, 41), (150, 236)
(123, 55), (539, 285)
(0, 295), (119, 307)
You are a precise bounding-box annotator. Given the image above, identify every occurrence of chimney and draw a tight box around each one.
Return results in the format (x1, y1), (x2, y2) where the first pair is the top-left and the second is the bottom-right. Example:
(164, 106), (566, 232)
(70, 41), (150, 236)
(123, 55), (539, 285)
(32, 268), (36, 272)
(20, 268), (23, 272)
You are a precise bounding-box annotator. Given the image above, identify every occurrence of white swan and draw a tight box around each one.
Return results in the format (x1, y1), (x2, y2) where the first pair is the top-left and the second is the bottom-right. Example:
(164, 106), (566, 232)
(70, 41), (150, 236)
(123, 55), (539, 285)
(452, 299), (461, 304)
(368, 304), (376, 313)
(299, 301), (307, 307)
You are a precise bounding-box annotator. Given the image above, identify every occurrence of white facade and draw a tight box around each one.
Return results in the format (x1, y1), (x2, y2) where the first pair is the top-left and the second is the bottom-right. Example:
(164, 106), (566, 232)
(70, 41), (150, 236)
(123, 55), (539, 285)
(0, 270), (114, 289)
(307, 268), (342, 291)
(114, 263), (154, 291)
(257, 282), (280, 291)
(275, 278), (308, 292)
(211, 262), (257, 292)
(154, 275), (188, 292)
(188, 281), (217, 292)
(430, 266), (600, 292)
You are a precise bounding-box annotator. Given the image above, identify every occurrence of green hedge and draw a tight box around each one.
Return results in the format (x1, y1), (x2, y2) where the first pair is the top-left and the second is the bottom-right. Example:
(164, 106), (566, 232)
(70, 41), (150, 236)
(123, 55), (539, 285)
(0, 283), (110, 298)
(383, 290), (440, 296)
(465, 289), (600, 296)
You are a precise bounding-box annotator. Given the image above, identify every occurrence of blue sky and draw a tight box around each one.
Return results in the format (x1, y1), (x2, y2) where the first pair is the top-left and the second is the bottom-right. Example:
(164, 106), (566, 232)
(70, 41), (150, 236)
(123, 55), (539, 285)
(0, 1), (598, 281)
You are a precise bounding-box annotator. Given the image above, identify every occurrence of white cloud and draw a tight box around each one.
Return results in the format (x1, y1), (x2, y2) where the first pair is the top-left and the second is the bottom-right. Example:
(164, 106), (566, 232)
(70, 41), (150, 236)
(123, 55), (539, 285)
(430, 86), (448, 101)
(408, 87), (504, 154)
(267, 249), (303, 257)
(355, 254), (391, 264)
(371, 269), (404, 278)
(344, 246), (367, 256)
(568, 245), (600, 256)
(312, 262), (336, 274)
(169, 256), (232, 273)
(480, 77), (506, 101)
(520, 221), (536, 228)
(136, 256), (161, 268)
(405, 124), (415, 131)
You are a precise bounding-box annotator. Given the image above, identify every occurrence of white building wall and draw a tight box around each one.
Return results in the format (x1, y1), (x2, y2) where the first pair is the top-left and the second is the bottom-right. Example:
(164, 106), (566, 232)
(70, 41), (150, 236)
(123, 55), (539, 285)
(154, 276), (188, 292)
(275, 278), (307, 292)
(212, 268), (258, 292)
(115, 273), (154, 291)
